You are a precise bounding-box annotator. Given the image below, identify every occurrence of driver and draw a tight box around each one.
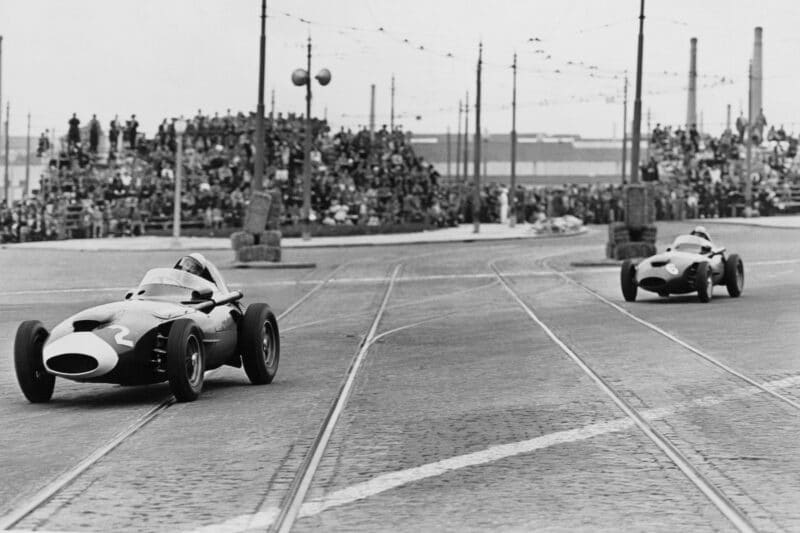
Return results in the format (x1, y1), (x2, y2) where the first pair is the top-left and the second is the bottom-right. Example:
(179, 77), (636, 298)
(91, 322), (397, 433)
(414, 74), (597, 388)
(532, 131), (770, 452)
(689, 225), (712, 243)
(174, 253), (230, 292)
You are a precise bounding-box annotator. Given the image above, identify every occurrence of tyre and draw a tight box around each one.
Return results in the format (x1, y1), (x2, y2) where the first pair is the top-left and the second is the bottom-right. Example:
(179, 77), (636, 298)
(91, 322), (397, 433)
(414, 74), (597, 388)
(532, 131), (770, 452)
(724, 254), (744, 297)
(166, 319), (205, 402)
(696, 262), (713, 303)
(240, 303), (280, 385)
(14, 320), (55, 403)
(620, 259), (638, 302)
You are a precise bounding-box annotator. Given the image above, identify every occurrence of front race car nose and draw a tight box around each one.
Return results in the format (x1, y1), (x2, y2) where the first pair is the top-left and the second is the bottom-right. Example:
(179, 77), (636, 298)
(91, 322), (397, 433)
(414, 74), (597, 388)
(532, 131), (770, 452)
(43, 332), (119, 379)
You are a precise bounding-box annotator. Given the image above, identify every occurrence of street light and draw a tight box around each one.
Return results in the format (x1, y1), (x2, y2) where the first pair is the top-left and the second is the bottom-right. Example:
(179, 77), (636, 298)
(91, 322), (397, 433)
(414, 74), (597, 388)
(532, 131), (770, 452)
(292, 36), (331, 240)
(172, 116), (187, 245)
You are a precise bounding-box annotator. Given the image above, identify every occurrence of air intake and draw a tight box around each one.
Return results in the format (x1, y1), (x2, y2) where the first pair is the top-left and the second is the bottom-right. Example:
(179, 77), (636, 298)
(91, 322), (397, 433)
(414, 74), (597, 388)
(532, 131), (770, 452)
(47, 353), (99, 374)
(73, 320), (107, 332)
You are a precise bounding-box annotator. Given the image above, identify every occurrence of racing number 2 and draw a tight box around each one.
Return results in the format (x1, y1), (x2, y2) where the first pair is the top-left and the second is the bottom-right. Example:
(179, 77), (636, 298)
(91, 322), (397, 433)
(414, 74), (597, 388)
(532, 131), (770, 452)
(108, 325), (134, 347)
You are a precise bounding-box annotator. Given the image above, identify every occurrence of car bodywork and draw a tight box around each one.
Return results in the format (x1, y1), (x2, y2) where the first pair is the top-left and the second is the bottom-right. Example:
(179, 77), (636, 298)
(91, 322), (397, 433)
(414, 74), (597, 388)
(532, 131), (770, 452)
(41, 268), (242, 385)
(621, 234), (744, 303)
(634, 235), (726, 295)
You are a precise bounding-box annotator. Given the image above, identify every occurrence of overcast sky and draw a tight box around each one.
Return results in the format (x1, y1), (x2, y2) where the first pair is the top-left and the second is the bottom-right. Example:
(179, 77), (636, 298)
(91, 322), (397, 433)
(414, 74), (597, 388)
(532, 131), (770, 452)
(1, 0), (800, 138)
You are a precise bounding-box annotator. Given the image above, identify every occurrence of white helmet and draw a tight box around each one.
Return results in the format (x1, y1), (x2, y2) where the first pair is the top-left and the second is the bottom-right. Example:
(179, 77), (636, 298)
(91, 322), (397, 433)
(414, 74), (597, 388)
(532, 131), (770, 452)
(690, 225), (711, 242)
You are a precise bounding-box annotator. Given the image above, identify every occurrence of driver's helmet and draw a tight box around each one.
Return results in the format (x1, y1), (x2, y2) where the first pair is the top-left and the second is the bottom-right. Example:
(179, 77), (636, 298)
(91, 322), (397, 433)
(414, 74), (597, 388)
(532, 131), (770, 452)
(690, 225), (711, 242)
(174, 253), (209, 280)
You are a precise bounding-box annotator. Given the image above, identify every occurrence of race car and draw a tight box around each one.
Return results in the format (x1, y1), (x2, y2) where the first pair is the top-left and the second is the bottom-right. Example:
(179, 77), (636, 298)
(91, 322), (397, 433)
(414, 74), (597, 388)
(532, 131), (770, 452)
(13, 254), (279, 403)
(620, 228), (744, 303)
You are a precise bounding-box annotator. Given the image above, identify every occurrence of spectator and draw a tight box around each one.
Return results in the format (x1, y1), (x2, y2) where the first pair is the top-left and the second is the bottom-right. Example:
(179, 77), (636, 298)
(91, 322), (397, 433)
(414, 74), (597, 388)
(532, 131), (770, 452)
(67, 113), (81, 149)
(109, 115), (120, 153)
(89, 114), (101, 153)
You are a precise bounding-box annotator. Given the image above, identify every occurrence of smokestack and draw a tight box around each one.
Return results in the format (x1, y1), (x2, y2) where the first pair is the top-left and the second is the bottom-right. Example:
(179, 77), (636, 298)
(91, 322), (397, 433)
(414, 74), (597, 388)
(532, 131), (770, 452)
(686, 37), (697, 128)
(751, 27), (763, 123)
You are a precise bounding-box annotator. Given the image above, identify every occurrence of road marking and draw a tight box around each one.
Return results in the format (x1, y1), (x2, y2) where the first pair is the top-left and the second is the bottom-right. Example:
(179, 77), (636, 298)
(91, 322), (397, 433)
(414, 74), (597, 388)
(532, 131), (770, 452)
(0, 271), (558, 297)
(186, 509), (279, 533)
(281, 280), (499, 334)
(492, 264), (756, 533)
(273, 265), (402, 533)
(546, 265), (800, 411)
(185, 373), (800, 533)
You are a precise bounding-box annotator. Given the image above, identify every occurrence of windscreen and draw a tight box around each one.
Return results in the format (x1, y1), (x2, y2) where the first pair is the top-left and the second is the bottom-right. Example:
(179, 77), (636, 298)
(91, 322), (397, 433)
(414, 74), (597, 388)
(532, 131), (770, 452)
(135, 268), (217, 301)
(672, 235), (711, 254)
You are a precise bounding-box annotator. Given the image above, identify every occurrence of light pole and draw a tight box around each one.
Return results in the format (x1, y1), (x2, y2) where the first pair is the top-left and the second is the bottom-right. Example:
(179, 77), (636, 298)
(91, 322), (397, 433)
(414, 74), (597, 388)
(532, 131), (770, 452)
(509, 52), (517, 227)
(292, 36), (331, 240)
(172, 116), (187, 244)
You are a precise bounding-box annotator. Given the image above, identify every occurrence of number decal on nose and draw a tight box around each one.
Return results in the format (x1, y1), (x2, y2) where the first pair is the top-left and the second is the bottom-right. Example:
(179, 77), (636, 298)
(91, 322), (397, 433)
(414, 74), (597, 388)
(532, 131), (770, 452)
(108, 325), (134, 347)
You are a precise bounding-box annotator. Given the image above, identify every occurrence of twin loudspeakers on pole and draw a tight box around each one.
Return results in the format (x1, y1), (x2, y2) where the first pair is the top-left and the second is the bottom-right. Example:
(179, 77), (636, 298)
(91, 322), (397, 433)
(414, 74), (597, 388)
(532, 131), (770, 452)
(292, 36), (331, 241)
(472, 42), (483, 234)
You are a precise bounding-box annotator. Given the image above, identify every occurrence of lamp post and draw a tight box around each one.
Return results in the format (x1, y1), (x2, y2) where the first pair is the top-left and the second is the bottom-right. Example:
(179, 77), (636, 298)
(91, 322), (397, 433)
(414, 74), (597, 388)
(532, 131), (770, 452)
(172, 116), (187, 244)
(292, 36), (331, 240)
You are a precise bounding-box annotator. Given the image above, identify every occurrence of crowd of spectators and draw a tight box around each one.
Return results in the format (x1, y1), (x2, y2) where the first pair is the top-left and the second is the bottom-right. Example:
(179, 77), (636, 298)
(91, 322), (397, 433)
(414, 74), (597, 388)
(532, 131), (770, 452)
(1, 109), (457, 243)
(4, 106), (800, 243)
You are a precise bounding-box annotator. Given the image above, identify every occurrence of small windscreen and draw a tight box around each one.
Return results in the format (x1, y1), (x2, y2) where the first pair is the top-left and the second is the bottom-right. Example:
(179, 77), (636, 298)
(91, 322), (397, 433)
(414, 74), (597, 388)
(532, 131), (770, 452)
(135, 268), (217, 301)
(672, 235), (711, 254)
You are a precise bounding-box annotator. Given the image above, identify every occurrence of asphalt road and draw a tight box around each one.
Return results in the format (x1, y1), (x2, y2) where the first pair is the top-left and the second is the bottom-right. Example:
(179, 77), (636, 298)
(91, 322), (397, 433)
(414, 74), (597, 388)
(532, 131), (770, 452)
(1, 221), (799, 532)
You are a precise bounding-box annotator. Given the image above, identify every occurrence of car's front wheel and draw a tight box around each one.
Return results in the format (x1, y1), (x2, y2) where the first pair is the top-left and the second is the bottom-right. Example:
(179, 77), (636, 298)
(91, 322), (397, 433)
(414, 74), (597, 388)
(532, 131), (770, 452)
(724, 254), (744, 297)
(14, 320), (55, 403)
(167, 319), (205, 402)
(240, 303), (280, 385)
(696, 262), (713, 303)
(620, 259), (638, 302)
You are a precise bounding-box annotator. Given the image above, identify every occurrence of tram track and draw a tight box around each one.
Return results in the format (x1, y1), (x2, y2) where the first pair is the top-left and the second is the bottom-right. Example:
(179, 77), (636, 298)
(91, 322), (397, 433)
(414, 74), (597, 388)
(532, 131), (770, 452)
(0, 263), (347, 531)
(543, 259), (800, 412)
(270, 264), (401, 533)
(490, 262), (758, 533)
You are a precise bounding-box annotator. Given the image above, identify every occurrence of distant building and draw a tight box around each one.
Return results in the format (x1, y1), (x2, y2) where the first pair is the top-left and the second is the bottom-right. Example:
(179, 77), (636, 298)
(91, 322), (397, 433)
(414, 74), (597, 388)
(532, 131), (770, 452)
(410, 133), (646, 186)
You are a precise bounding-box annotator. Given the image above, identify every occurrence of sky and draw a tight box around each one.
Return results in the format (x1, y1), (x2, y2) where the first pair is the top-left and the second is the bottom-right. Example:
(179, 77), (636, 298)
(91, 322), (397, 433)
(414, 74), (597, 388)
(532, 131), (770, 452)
(1, 0), (800, 139)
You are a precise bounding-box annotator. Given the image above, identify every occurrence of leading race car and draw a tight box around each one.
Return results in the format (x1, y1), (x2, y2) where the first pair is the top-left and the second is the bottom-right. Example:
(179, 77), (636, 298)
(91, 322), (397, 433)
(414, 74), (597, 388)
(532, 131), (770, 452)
(620, 226), (744, 303)
(13, 253), (279, 403)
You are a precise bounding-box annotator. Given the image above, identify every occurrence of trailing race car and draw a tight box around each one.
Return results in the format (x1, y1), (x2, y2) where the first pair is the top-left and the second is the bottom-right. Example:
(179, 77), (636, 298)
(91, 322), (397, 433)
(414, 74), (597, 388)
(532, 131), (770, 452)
(14, 254), (279, 403)
(620, 228), (744, 303)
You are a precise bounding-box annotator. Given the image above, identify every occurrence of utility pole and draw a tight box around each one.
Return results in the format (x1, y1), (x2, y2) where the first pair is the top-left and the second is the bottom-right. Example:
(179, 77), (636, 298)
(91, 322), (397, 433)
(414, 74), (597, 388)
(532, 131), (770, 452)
(446, 127), (451, 182)
(482, 131), (488, 178)
(25, 111), (30, 198)
(369, 83), (376, 141)
(726, 103), (731, 130)
(472, 42), (483, 234)
(302, 35), (312, 240)
(3, 102), (9, 207)
(252, 0), (267, 193)
(390, 74), (395, 131)
(456, 100), (462, 181)
(0, 36), (4, 206)
(509, 52), (518, 227)
(463, 91), (469, 180)
(622, 72), (629, 184)
(686, 37), (697, 128)
(270, 88), (275, 121)
(745, 60), (753, 211)
(629, 0), (646, 185)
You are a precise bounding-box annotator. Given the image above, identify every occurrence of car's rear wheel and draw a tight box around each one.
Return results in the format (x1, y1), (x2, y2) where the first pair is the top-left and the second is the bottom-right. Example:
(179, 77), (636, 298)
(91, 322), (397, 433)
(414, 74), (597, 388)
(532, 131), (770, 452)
(725, 254), (744, 297)
(240, 303), (280, 385)
(14, 320), (55, 403)
(620, 259), (637, 302)
(167, 319), (204, 402)
(696, 262), (713, 303)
